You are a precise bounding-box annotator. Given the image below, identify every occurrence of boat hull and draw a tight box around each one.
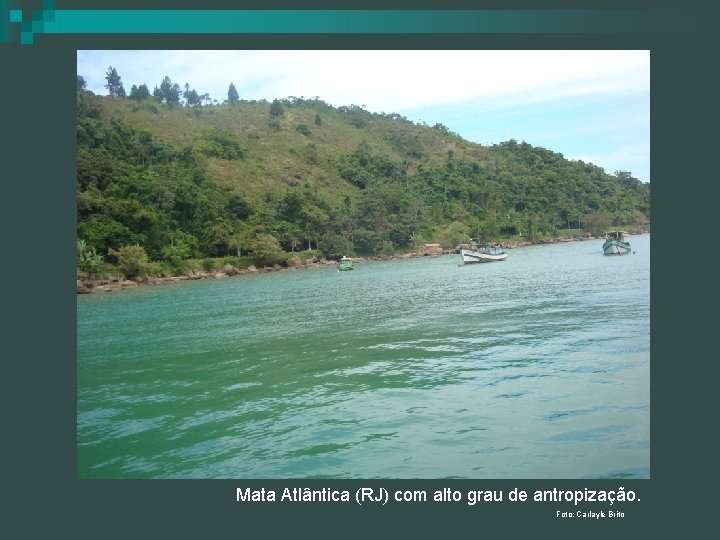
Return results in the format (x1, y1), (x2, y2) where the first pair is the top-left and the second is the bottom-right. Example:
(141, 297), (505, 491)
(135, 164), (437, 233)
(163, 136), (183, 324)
(461, 249), (508, 263)
(602, 240), (631, 255)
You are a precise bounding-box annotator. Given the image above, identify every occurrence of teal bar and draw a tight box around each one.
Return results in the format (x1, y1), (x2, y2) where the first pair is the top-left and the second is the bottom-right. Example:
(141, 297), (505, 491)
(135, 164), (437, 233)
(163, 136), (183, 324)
(38, 9), (678, 35)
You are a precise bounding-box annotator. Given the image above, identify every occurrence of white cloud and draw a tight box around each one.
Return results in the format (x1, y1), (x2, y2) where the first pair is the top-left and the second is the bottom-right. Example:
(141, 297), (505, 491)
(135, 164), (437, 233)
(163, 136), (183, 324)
(234, 50), (648, 111)
(78, 50), (648, 110)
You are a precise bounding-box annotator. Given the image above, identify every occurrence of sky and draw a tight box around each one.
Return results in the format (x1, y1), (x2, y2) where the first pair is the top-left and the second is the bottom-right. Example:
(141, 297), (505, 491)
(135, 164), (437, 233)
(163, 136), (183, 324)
(77, 50), (650, 183)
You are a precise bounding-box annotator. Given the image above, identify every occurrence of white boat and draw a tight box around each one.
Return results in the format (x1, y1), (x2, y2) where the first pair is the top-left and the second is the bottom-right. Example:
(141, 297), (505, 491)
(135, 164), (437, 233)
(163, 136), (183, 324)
(461, 243), (508, 263)
(603, 231), (631, 255)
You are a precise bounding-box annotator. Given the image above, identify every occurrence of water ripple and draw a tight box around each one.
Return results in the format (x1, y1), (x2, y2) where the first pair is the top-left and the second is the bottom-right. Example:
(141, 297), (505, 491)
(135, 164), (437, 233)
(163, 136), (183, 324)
(77, 235), (650, 478)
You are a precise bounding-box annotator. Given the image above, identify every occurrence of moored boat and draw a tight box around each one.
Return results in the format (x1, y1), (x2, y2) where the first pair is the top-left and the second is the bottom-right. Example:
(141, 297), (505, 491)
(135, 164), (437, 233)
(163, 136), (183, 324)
(337, 256), (354, 271)
(461, 243), (508, 263)
(603, 231), (631, 255)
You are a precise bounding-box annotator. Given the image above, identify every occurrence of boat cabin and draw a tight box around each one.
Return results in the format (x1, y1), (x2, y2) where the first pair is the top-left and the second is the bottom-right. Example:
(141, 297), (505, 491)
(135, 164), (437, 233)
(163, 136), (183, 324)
(337, 256), (354, 271)
(605, 231), (628, 241)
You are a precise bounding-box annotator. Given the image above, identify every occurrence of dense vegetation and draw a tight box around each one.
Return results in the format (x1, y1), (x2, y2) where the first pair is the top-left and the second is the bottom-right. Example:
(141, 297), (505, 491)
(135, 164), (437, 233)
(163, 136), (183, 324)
(76, 73), (650, 277)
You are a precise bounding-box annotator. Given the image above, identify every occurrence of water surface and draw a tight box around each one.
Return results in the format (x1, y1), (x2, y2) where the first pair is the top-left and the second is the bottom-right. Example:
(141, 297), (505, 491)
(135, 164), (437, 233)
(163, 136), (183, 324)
(77, 235), (650, 479)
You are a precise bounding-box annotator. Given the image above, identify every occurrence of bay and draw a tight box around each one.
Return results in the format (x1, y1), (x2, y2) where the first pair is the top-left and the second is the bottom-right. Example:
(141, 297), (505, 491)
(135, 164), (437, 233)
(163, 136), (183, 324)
(77, 234), (650, 479)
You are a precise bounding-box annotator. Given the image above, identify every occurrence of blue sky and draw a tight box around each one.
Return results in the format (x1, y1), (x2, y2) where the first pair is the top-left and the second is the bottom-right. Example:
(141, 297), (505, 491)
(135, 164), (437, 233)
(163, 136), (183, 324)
(77, 50), (649, 183)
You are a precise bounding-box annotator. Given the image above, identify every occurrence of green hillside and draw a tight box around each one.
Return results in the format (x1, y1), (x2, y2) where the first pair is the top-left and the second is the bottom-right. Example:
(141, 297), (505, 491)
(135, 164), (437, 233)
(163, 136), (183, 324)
(76, 86), (650, 273)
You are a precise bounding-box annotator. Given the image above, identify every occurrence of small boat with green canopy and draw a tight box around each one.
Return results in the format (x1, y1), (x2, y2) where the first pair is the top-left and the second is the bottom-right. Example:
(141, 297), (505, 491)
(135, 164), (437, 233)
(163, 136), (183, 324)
(337, 256), (354, 271)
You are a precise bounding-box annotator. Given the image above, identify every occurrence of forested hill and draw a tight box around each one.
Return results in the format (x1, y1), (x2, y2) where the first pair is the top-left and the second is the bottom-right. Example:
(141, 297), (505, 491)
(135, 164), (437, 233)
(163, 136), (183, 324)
(76, 86), (650, 266)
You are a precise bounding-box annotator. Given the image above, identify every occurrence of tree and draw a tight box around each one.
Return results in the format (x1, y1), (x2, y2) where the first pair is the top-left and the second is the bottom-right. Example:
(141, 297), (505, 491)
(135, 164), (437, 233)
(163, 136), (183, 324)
(250, 233), (284, 265)
(227, 83), (239, 103)
(186, 88), (201, 107)
(226, 194), (252, 220)
(75, 88), (650, 266)
(269, 98), (284, 118)
(161, 239), (191, 267)
(320, 231), (353, 259)
(584, 212), (612, 236)
(129, 83), (151, 100)
(104, 66), (126, 97)
(108, 245), (148, 279)
(154, 76), (181, 106)
(614, 170), (642, 189)
(77, 75), (87, 92)
(436, 221), (470, 248)
(314, 113), (322, 126)
(228, 222), (254, 257)
(76, 239), (104, 277)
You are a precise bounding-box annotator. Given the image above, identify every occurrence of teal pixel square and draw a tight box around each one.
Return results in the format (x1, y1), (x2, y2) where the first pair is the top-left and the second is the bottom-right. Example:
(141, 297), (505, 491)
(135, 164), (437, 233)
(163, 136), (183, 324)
(9, 10), (23, 23)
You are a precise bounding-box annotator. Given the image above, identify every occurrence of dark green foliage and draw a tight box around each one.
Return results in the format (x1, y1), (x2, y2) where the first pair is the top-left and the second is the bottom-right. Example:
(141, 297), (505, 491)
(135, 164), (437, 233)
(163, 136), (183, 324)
(108, 244), (148, 279)
(161, 239), (191, 267)
(76, 87), (101, 119)
(104, 67), (126, 97)
(184, 86), (201, 107)
(129, 84), (151, 101)
(202, 258), (215, 271)
(320, 232), (353, 259)
(77, 105), (238, 260)
(226, 194), (252, 220)
(296, 124), (312, 136)
(249, 233), (284, 265)
(193, 129), (246, 160)
(227, 83), (239, 103)
(154, 76), (181, 106)
(76, 89), (650, 266)
(76, 239), (104, 277)
(343, 105), (370, 129)
(269, 98), (284, 118)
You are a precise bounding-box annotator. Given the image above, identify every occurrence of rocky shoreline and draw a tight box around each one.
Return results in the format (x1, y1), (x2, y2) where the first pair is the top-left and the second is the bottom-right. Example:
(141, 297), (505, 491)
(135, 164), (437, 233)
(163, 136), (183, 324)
(76, 252), (447, 294)
(77, 231), (648, 294)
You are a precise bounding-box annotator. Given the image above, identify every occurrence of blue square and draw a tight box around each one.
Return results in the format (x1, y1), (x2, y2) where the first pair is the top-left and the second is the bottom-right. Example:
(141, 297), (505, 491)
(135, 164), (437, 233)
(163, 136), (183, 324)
(9, 10), (23, 23)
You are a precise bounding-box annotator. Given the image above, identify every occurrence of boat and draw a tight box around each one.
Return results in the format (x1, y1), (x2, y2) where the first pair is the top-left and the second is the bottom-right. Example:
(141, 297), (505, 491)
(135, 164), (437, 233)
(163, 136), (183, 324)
(337, 256), (354, 271)
(602, 231), (631, 255)
(461, 243), (508, 263)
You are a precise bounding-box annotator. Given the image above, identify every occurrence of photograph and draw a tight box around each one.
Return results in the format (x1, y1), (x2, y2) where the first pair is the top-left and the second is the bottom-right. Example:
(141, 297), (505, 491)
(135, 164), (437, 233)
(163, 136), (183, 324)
(75, 50), (650, 480)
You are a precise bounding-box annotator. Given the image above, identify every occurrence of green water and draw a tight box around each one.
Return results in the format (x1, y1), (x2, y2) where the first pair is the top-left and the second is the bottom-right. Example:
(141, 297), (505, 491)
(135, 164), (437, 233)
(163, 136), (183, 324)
(77, 235), (650, 479)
